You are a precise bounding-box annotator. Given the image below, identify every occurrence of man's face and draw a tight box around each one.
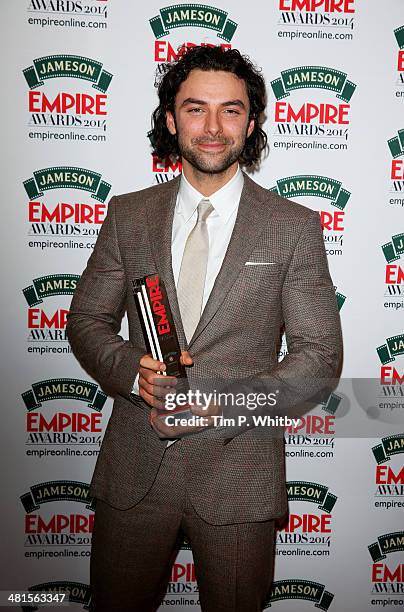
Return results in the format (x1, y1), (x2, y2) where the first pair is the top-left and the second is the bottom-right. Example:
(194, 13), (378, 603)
(166, 69), (254, 175)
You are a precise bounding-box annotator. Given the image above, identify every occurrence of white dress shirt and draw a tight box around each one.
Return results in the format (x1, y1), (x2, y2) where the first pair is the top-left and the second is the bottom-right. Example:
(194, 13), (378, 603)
(132, 165), (244, 396)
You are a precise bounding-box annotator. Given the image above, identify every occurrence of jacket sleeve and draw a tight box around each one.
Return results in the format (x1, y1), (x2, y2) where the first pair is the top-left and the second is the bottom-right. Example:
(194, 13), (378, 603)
(66, 197), (144, 402)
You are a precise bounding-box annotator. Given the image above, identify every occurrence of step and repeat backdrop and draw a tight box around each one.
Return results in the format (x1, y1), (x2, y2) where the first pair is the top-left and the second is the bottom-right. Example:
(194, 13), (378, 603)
(1, 1), (404, 610)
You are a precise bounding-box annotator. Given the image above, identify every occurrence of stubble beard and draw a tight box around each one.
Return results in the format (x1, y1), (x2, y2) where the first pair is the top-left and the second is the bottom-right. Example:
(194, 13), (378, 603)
(177, 133), (247, 175)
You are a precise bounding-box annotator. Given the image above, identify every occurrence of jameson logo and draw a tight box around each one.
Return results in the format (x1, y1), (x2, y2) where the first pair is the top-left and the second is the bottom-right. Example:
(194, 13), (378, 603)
(335, 289), (346, 311)
(20, 481), (95, 513)
(369, 531), (404, 562)
(270, 174), (348, 253)
(388, 129), (404, 159)
(23, 274), (79, 307)
(383, 234), (404, 264)
(395, 26), (404, 73)
(287, 481), (337, 512)
(23, 55), (112, 93)
(320, 391), (341, 414)
(150, 4), (237, 42)
(265, 579), (334, 610)
(377, 334), (404, 365)
(270, 175), (350, 210)
(24, 167), (111, 203)
(23, 581), (90, 612)
(22, 379), (107, 412)
(373, 435), (404, 464)
(271, 66), (356, 102)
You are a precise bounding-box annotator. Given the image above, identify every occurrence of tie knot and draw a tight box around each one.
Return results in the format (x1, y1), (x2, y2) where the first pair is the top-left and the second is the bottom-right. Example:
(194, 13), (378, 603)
(197, 198), (214, 224)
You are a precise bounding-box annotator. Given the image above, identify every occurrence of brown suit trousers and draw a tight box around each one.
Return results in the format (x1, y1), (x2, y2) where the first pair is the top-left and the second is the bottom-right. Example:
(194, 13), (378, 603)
(91, 438), (275, 612)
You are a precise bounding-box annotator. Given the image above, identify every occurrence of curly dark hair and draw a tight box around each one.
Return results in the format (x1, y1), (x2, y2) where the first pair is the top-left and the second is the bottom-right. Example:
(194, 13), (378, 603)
(151, 46), (267, 168)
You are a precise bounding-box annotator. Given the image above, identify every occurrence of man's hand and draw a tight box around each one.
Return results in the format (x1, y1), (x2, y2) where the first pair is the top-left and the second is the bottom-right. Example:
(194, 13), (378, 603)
(138, 351), (193, 409)
(138, 350), (222, 438)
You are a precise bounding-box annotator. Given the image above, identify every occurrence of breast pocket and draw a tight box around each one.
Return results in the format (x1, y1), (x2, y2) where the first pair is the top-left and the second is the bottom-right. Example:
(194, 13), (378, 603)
(240, 261), (283, 286)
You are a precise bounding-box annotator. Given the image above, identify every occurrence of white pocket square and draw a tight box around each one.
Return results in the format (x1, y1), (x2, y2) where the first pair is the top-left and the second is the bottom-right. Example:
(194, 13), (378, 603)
(245, 261), (277, 266)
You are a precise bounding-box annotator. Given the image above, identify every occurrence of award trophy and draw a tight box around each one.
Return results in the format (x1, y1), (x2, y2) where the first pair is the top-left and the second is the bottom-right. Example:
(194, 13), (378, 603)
(132, 273), (192, 424)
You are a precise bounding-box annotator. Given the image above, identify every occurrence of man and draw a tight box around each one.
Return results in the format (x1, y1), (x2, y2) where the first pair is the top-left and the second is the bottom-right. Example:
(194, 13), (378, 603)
(67, 46), (342, 612)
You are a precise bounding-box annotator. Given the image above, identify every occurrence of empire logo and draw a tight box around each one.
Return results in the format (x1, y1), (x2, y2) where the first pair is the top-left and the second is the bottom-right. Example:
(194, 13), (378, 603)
(147, 130), (183, 185)
(22, 581), (91, 611)
(23, 54), (113, 140)
(388, 129), (404, 208)
(284, 392), (340, 455)
(382, 232), (404, 310)
(372, 434), (404, 509)
(23, 274), (79, 354)
(264, 579), (334, 610)
(270, 174), (350, 256)
(270, 66), (356, 148)
(22, 377), (106, 448)
(277, 481), (336, 551)
(394, 26), (404, 98)
(21, 481), (95, 551)
(166, 563), (198, 595)
(369, 531), (404, 597)
(24, 166), (111, 243)
(277, 0), (355, 39)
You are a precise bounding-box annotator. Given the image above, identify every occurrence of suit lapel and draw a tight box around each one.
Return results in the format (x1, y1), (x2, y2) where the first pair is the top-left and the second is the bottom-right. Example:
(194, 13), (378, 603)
(145, 175), (187, 348)
(188, 174), (276, 348)
(144, 173), (276, 350)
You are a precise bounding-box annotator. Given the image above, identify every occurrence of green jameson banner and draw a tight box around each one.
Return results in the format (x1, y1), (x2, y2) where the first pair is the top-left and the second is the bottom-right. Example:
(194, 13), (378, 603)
(23, 274), (79, 307)
(270, 175), (351, 210)
(372, 434), (404, 464)
(20, 481), (96, 513)
(23, 55), (113, 92)
(24, 167), (111, 203)
(320, 392), (341, 415)
(382, 234), (404, 263)
(265, 580), (334, 611)
(368, 531), (404, 563)
(377, 334), (404, 364)
(395, 25), (404, 49)
(22, 378), (107, 412)
(149, 4), (237, 42)
(388, 129), (404, 158)
(286, 481), (337, 513)
(335, 292), (346, 311)
(23, 581), (91, 612)
(271, 66), (356, 102)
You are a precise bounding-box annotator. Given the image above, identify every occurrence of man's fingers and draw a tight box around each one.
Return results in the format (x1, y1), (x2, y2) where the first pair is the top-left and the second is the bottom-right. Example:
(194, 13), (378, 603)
(140, 350), (193, 374)
(140, 389), (165, 410)
(139, 368), (177, 387)
(180, 350), (193, 366)
(139, 376), (176, 400)
(139, 354), (166, 372)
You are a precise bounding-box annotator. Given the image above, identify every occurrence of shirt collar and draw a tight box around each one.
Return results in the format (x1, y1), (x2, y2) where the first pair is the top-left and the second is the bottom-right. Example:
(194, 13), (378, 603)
(177, 166), (244, 224)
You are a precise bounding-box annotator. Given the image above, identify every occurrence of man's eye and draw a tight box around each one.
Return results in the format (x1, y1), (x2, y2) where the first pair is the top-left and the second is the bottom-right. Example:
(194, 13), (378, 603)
(188, 108), (203, 114)
(224, 109), (240, 115)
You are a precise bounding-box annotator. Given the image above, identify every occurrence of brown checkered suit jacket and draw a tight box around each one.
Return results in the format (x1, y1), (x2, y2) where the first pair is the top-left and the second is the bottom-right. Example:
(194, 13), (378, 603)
(66, 173), (342, 525)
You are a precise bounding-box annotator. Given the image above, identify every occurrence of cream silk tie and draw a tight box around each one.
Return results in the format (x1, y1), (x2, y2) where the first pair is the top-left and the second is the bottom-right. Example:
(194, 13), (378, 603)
(177, 198), (214, 343)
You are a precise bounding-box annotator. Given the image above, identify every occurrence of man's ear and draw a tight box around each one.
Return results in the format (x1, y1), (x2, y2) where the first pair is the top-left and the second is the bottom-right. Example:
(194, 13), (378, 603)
(247, 117), (255, 138)
(166, 110), (177, 136)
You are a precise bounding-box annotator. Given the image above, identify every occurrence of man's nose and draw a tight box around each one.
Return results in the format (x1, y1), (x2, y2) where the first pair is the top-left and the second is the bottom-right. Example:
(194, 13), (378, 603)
(204, 111), (222, 137)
